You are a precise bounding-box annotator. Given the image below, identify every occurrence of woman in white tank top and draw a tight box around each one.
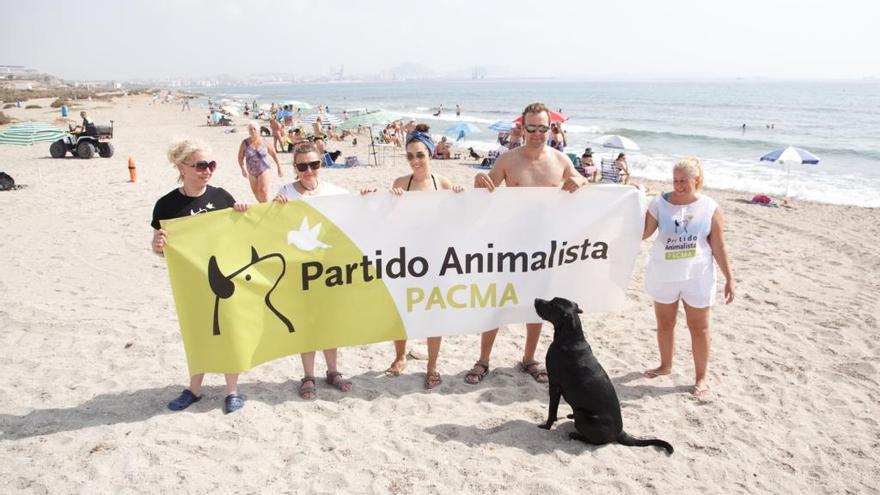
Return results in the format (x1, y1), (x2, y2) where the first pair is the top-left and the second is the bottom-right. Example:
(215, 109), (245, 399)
(641, 157), (735, 398)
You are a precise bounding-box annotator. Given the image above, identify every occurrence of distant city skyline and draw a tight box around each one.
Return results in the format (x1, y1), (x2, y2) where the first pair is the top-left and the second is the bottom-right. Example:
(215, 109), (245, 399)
(2, 0), (878, 82)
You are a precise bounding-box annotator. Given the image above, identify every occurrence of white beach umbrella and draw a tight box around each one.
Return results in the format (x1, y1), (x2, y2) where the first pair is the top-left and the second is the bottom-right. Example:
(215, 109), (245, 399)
(594, 134), (640, 151)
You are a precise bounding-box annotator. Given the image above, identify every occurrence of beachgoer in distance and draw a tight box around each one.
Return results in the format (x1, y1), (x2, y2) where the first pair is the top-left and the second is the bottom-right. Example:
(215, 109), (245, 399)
(548, 122), (566, 151)
(434, 136), (451, 159)
(79, 111), (95, 135)
(615, 153), (631, 185)
(274, 141), (352, 400)
(361, 124), (464, 389)
(151, 139), (248, 414)
(641, 157), (735, 398)
(269, 115), (284, 153)
(581, 148), (597, 182)
(467, 102), (589, 384)
(238, 121), (283, 203)
(508, 122), (524, 149)
(455, 104), (461, 117)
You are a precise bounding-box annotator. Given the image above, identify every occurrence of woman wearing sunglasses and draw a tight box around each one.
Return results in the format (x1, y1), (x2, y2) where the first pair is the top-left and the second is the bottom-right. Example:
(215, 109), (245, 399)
(274, 141), (350, 399)
(362, 124), (464, 389)
(238, 121), (283, 203)
(151, 139), (249, 414)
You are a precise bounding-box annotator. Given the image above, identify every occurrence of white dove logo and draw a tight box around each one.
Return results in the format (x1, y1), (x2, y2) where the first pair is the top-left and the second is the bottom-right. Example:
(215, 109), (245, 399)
(287, 217), (332, 252)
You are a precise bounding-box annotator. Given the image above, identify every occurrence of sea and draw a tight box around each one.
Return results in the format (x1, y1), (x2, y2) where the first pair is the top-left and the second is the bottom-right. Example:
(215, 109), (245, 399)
(199, 80), (880, 207)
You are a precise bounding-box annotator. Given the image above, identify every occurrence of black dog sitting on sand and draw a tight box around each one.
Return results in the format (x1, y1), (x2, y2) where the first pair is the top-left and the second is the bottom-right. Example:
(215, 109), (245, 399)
(467, 147), (482, 161)
(535, 297), (674, 455)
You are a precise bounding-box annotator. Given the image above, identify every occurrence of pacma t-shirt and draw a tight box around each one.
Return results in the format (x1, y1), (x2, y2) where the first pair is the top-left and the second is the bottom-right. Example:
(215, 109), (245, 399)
(151, 185), (235, 229)
(646, 193), (718, 282)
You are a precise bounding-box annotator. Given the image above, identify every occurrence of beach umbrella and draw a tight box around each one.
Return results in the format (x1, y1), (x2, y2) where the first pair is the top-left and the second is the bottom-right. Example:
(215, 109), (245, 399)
(594, 134), (640, 151)
(282, 100), (313, 110)
(488, 120), (514, 132)
(338, 110), (401, 131)
(300, 112), (342, 126)
(513, 110), (569, 124)
(336, 110), (402, 167)
(0, 122), (67, 146)
(220, 105), (240, 117)
(760, 145), (820, 196)
(445, 122), (481, 142)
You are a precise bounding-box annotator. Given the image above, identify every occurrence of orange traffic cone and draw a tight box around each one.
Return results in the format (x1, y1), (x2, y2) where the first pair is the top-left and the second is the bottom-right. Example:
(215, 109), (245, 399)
(128, 156), (137, 182)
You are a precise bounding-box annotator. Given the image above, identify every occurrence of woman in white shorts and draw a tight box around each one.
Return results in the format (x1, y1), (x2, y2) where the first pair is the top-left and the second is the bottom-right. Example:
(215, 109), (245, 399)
(641, 157), (735, 398)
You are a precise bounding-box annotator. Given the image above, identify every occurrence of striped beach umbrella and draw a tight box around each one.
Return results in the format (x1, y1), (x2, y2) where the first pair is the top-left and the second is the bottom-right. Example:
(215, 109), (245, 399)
(0, 122), (67, 146)
(300, 112), (342, 127)
(760, 146), (820, 196)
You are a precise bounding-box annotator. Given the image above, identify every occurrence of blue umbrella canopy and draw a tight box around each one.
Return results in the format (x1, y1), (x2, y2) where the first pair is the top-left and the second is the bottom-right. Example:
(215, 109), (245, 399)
(488, 120), (513, 132)
(445, 122), (481, 141)
(0, 122), (66, 146)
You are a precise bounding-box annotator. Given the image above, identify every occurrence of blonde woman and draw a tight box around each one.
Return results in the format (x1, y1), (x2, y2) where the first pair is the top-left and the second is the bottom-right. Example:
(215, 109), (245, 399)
(641, 157), (735, 398)
(151, 139), (249, 414)
(238, 121), (283, 203)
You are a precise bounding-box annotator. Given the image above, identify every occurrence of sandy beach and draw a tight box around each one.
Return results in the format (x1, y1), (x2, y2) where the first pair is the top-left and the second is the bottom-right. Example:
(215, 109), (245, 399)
(1, 95), (878, 494)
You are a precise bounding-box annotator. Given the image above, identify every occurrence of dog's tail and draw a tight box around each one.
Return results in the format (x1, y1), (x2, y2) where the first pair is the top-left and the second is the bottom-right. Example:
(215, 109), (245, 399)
(617, 431), (674, 455)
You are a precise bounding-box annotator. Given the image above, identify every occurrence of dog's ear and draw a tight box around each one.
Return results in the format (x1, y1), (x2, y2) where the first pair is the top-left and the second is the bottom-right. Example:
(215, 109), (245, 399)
(208, 256), (235, 299)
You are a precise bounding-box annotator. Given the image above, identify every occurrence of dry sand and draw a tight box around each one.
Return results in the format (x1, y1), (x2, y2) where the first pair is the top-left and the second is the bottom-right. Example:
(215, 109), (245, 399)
(1, 95), (878, 494)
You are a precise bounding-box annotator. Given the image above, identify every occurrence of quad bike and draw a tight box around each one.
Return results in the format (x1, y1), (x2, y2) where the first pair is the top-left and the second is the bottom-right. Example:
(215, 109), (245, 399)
(49, 120), (114, 159)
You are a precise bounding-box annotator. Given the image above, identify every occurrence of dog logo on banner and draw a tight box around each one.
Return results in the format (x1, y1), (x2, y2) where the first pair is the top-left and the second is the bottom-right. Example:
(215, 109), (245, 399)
(207, 247), (295, 336)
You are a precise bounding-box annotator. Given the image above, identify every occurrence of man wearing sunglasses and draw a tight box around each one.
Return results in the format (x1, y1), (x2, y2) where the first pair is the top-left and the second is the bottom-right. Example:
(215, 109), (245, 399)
(466, 102), (588, 386)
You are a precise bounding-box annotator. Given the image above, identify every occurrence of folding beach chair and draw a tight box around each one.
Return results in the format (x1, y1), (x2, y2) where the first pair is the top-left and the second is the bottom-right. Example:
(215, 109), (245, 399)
(600, 158), (621, 183)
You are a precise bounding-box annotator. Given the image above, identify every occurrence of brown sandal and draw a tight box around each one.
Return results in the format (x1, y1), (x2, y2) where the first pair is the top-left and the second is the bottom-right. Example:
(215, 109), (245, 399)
(464, 361), (490, 385)
(326, 371), (352, 392)
(519, 360), (549, 383)
(299, 376), (316, 400)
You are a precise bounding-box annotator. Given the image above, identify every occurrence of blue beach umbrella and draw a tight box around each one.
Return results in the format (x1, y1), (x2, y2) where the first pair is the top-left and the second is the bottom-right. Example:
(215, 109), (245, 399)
(760, 145), (820, 196)
(488, 120), (513, 132)
(445, 122), (481, 142)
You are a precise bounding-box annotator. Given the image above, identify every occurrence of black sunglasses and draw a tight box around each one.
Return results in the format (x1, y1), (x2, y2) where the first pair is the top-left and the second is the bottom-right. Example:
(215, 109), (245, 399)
(295, 160), (321, 172)
(524, 124), (550, 133)
(188, 160), (217, 172)
(406, 151), (428, 161)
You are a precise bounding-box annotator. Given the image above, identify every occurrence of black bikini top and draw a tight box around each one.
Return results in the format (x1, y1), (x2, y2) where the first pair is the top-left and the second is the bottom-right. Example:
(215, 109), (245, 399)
(406, 174), (438, 191)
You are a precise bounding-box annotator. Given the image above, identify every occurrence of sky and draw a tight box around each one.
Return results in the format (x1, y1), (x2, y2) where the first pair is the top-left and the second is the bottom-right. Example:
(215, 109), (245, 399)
(2, 0), (878, 81)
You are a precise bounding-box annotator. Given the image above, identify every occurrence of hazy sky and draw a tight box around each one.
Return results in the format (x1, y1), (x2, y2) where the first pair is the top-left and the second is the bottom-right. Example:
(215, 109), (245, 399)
(2, 0), (878, 81)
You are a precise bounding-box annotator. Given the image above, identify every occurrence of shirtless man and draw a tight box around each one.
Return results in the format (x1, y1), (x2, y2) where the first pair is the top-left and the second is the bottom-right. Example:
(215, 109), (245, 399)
(466, 102), (588, 385)
(269, 116), (284, 153)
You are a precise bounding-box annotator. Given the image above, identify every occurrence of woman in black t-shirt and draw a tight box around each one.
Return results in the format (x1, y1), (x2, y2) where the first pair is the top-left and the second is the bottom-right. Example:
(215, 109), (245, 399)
(151, 139), (248, 414)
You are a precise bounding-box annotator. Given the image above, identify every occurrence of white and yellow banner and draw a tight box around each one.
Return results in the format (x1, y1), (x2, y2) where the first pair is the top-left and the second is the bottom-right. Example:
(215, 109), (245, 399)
(162, 186), (646, 374)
